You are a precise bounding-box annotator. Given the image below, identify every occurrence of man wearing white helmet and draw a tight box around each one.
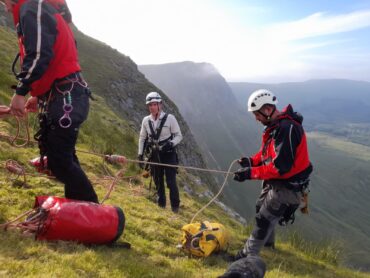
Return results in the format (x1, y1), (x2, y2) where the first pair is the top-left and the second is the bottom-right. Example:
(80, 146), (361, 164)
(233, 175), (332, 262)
(138, 92), (183, 213)
(233, 89), (312, 260)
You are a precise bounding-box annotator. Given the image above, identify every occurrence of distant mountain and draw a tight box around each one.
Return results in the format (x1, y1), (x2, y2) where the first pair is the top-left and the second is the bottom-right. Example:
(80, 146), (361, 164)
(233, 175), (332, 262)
(230, 80), (370, 146)
(139, 62), (261, 212)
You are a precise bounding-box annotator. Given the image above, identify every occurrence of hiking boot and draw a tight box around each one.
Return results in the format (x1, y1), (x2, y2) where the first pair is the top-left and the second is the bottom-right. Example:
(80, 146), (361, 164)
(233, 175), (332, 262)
(171, 207), (179, 213)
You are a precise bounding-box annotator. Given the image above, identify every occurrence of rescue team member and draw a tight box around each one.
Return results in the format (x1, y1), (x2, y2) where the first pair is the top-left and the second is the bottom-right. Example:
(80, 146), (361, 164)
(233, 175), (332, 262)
(2, 0), (98, 203)
(0, 105), (10, 117)
(138, 92), (183, 213)
(233, 89), (312, 260)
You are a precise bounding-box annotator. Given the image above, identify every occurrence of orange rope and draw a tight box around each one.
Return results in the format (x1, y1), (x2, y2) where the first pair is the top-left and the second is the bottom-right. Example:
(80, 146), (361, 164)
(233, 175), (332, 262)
(0, 114), (31, 147)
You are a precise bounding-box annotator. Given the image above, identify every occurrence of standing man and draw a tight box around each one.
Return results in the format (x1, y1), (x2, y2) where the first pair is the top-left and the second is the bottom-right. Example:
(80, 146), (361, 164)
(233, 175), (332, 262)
(233, 89), (312, 259)
(138, 92), (183, 213)
(2, 0), (98, 203)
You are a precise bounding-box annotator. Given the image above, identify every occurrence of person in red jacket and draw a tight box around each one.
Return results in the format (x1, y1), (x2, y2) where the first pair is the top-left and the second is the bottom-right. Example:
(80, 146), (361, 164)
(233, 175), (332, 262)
(233, 89), (312, 260)
(2, 0), (98, 203)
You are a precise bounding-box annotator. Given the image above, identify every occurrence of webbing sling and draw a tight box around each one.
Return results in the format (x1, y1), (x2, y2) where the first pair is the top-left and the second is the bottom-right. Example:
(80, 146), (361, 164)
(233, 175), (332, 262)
(147, 113), (169, 193)
(148, 113), (169, 141)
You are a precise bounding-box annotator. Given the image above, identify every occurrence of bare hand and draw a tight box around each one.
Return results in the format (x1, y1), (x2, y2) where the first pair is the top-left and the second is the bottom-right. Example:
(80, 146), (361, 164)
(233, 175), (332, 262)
(10, 94), (26, 117)
(25, 96), (38, 113)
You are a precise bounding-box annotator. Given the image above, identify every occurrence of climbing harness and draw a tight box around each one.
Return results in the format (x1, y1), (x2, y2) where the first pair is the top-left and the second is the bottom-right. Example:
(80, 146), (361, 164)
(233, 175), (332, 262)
(59, 92), (73, 128)
(54, 73), (87, 129)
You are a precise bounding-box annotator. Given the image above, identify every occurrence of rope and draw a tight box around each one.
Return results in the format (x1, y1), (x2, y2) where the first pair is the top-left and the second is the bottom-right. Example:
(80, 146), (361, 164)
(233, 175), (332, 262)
(0, 114), (31, 147)
(107, 155), (231, 175)
(0, 209), (34, 230)
(0, 130), (232, 175)
(0, 126), (240, 214)
(190, 159), (238, 223)
(100, 168), (125, 204)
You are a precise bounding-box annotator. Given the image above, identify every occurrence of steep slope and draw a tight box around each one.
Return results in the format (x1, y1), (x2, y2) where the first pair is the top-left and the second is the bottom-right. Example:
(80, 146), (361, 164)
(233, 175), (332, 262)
(0, 5), (213, 188)
(139, 62), (261, 213)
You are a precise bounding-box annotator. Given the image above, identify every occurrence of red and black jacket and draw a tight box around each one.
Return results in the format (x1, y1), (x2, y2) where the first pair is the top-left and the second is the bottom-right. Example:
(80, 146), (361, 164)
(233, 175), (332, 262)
(249, 105), (312, 181)
(11, 0), (80, 97)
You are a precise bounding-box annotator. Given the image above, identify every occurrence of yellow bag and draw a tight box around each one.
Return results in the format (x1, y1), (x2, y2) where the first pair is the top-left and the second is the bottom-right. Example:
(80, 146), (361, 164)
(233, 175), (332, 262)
(180, 221), (229, 257)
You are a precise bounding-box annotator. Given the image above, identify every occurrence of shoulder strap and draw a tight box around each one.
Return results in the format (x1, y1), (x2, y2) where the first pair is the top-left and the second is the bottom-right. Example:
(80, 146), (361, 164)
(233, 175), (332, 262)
(148, 113), (168, 141)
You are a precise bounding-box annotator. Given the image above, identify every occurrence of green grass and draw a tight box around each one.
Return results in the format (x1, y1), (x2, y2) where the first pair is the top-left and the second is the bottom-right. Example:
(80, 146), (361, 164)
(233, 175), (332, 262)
(1, 24), (369, 277)
(1, 120), (369, 277)
(308, 132), (370, 162)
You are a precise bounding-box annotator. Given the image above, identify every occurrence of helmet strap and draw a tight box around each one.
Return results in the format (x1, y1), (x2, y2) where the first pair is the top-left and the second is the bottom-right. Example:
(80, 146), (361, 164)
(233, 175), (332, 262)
(258, 106), (276, 121)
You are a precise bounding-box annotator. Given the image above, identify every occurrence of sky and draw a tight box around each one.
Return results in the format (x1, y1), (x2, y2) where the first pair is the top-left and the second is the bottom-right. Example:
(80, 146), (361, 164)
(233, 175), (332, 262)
(67, 0), (370, 83)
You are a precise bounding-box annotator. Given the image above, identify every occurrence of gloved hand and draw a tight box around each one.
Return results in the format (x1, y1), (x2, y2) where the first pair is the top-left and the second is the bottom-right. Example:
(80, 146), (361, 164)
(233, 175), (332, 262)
(238, 157), (251, 167)
(137, 154), (144, 169)
(160, 141), (173, 152)
(233, 167), (251, 182)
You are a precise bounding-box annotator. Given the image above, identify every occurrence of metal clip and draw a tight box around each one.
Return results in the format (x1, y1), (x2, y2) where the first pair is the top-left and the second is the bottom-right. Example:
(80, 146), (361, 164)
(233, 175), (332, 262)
(59, 96), (73, 128)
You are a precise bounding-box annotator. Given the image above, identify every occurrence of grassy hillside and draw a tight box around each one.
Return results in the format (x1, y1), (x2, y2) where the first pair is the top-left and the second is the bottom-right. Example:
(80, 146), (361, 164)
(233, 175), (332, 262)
(1, 24), (369, 277)
(1, 96), (369, 278)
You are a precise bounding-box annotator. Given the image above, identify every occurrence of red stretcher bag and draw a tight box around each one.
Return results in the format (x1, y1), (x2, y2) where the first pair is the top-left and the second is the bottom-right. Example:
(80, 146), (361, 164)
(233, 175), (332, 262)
(34, 196), (125, 244)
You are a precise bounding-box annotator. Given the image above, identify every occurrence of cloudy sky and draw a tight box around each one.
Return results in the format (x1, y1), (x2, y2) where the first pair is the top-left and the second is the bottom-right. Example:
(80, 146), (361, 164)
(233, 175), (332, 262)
(67, 0), (370, 83)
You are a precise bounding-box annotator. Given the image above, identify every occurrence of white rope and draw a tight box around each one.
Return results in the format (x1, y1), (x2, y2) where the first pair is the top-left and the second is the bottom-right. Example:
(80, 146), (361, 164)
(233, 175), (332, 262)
(125, 158), (231, 175)
(190, 159), (238, 223)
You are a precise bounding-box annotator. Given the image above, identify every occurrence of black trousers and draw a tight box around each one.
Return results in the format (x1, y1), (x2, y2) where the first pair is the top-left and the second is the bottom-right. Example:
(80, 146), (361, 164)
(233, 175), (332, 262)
(151, 150), (180, 209)
(41, 78), (98, 203)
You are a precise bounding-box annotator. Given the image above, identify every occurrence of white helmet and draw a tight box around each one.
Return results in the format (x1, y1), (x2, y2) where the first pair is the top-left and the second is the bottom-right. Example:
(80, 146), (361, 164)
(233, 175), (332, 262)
(247, 89), (277, 112)
(146, 92), (162, 105)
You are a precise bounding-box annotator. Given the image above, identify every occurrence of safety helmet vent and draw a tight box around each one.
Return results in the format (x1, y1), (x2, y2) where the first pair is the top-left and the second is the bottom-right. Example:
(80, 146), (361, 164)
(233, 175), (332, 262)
(247, 89), (277, 112)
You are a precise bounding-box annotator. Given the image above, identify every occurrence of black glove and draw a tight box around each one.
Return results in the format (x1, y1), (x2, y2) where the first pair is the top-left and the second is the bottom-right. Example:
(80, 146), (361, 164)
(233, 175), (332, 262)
(233, 167), (251, 182)
(160, 141), (173, 152)
(238, 157), (251, 167)
(138, 154), (144, 169)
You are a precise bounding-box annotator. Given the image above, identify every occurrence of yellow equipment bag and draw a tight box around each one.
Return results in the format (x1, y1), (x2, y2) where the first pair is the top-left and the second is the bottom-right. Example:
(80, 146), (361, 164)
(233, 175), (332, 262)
(180, 221), (229, 257)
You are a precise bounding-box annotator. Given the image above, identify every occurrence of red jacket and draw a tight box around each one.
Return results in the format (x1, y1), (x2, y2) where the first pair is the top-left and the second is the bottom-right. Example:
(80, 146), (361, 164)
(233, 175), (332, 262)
(249, 105), (312, 181)
(11, 0), (80, 96)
